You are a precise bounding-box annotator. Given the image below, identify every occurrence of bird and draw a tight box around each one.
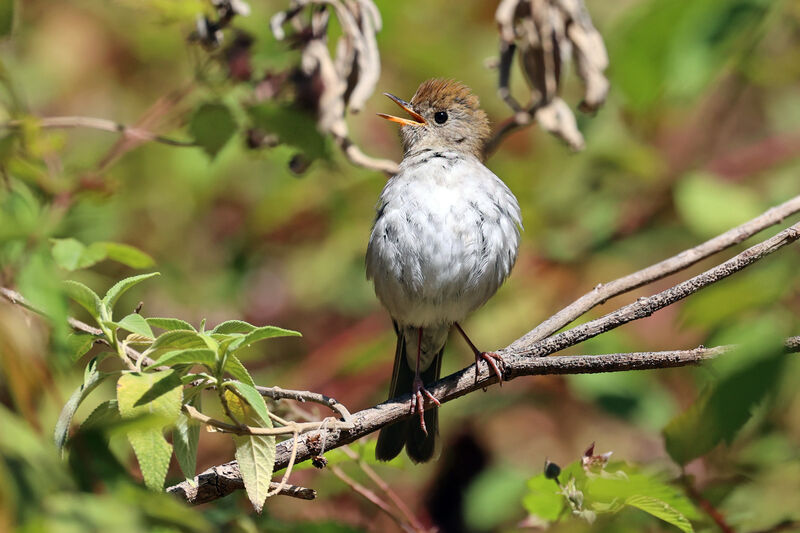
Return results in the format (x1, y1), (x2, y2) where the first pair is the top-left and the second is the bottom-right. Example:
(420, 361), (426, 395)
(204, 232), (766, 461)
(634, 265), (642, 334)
(366, 79), (522, 463)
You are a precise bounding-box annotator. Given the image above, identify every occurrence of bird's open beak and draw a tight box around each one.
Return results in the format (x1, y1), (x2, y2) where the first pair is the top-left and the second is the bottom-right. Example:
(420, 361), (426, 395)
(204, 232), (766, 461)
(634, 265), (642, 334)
(377, 93), (426, 126)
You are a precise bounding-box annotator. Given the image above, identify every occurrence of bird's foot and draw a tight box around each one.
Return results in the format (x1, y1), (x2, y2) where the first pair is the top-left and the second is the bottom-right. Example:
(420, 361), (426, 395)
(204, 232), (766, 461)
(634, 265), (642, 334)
(410, 375), (440, 436)
(475, 351), (505, 387)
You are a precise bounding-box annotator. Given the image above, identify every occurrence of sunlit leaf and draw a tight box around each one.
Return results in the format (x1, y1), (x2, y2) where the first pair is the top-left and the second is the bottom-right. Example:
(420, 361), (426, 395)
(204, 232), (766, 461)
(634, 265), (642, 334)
(231, 325), (302, 354)
(111, 313), (155, 340)
(222, 354), (255, 386)
(522, 474), (565, 522)
(51, 238), (106, 271)
(211, 320), (256, 334)
(228, 380), (270, 424)
(147, 317), (196, 332)
(626, 495), (694, 533)
(116, 370), (182, 490)
(63, 279), (102, 320)
(152, 348), (217, 368)
(102, 272), (160, 317)
(100, 242), (155, 269)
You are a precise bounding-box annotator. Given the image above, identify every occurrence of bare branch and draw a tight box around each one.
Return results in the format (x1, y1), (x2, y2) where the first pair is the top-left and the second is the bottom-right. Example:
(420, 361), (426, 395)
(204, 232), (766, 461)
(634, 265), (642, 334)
(165, 216), (800, 504)
(508, 194), (800, 352)
(2, 116), (195, 147)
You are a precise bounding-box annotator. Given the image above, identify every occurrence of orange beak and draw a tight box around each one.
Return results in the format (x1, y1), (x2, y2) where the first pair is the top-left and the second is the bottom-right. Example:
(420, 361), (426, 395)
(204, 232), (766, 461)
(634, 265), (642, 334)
(377, 93), (426, 126)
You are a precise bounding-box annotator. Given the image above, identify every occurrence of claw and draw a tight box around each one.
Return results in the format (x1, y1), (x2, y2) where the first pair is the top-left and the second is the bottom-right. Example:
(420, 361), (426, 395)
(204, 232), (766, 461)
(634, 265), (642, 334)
(410, 375), (440, 435)
(476, 351), (505, 386)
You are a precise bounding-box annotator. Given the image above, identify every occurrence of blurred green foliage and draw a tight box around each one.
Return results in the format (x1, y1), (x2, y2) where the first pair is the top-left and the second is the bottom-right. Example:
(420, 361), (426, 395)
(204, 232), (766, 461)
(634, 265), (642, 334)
(1, 0), (799, 531)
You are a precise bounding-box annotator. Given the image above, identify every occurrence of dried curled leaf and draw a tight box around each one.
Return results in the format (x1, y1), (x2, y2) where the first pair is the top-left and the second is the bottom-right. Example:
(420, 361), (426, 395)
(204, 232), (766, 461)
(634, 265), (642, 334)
(494, 0), (609, 150)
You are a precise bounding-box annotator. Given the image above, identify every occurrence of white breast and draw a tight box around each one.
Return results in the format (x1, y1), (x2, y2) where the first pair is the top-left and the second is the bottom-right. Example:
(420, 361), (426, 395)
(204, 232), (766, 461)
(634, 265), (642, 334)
(366, 151), (521, 327)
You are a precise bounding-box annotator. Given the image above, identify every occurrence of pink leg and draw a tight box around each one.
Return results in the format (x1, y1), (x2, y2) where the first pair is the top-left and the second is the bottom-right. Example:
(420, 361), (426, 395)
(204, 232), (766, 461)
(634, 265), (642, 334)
(410, 327), (440, 435)
(455, 323), (504, 386)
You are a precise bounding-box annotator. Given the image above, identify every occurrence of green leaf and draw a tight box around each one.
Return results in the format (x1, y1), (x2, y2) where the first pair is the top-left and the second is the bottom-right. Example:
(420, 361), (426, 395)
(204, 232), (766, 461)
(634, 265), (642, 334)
(211, 320), (256, 334)
(63, 279), (102, 320)
(223, 354), (255, 386)
(626, 495), (694, 533)
(228, 381), (270, 424)
(147, 317), (196, 332)
(585, 472), (698, 520)
(116, 370), (183, 490)
(233, 325), (302, 353)
(249, 103), (328, 159)
(463, 466), (529, 530)
(522, 474), (564, 522)
(173, 395), (201, 481)
(82, 400), (120, 429)
(225, 390), (275, 512)
(54, 358), (106, 452)
(189, 102), (237, 158)
(66, 332), (95, 362)
(112, 313), (155, 340)
(145, 330), (207, 363)
(663, 337), (785, 465)
(152, 348), (217, 368)
(0, 0), (15, 38)
(100, 242), (155, 269)
(51, 238), (107, 271)
(102, 272), (160, 317)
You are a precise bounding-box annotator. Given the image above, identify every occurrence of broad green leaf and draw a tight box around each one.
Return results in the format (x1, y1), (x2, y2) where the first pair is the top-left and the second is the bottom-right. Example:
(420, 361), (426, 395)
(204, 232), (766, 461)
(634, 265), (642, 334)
(522, 474), (564, 522)
(663, 337), (785, 465)
(228, 381), (270, 425)
(63, 279), (102, 320)
(152, 348), (217, 368)
(82, 400), (120, 429)
(189, 102), (237, 157)
(54, 358), (106, 452)
(225, 390), (275, 512)
(626, 495), (694, 533)
(51, 238), (106, 271)
(145, 330), (206, 359)
(112, 313), (155, 340)
(100, 242), (155, 269)
(173, 395), (201, 481)
(233, 325), (302, 353)
(223, 354), (255, 386)
(66, 332), (95, 362)
(117, 370), (182, 490)
(249, 103), (328, 159)
(102, 272), (160, 316)
(147, 317), (196, 332)
(213, 333), (245, 355)
(586, 472), (698, 519)
(212, 320), (256, 334)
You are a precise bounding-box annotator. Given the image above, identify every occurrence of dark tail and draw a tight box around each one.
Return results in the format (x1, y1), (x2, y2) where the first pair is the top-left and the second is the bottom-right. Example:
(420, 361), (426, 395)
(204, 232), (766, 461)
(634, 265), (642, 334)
(375, 326), (443, 463)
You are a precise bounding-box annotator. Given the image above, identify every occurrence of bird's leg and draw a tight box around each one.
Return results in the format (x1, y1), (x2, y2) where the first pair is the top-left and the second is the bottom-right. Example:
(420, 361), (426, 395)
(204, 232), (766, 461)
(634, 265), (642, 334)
(454, 322), (504, 386)
(410, 326), (440, 435)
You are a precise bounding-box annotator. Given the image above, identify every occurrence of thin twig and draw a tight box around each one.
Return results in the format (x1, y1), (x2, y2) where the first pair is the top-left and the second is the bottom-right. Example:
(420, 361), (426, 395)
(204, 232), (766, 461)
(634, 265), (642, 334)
(182, 404), (349, 436)
(680, 475), (735, 533)
(330, 464), (416, 533)
(268, 430), (299, 497)
(3, 116), (195, 147)
(508, 194), (800, 352)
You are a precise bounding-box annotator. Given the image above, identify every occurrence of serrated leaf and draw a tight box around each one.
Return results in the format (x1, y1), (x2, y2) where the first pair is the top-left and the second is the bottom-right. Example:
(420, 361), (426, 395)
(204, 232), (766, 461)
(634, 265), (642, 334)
(63, 280), (102, 319)
(147, 317), (196, 332)
(117, 371), (182, 490)
(223, 354), (255, 386)
(626, 495), (694, 533)
(54, 358), (106, 452)
(152, 348), (217, 368)
(145, 330), (206, 359)
(100, 242), (155, 269)
(82, 400), (120, 429)
(102, 272), (160, 317)
(189, 102), (237, 158)
(112, 313), (154, 340)
(211, 320), (256, 334)
(586, 472), (698, 520)
(173, 395), (201, 482)
(51, 238), (107, 271)
(225, 390), (275, 512)
(66, 332), (95, 362)
(233, 325), (301, 353)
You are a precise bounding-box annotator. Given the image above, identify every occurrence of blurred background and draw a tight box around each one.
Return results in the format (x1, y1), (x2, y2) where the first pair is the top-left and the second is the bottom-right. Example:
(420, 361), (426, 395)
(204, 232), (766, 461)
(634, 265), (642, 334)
(1, 0), (799, 531)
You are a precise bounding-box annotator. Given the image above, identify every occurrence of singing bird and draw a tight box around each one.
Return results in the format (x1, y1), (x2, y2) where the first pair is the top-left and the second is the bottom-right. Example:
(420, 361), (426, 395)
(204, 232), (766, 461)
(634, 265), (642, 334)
(366, 79), (522, 463)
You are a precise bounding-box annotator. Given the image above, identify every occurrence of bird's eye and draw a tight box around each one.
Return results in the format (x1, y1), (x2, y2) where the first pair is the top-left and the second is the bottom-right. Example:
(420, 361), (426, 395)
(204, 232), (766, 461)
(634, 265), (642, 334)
(434, 111), (448, 124)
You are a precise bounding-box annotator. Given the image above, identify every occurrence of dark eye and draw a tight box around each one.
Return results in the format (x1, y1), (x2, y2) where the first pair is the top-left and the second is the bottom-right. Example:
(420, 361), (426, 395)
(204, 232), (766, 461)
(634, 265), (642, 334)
(434, 111), (448, 124)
